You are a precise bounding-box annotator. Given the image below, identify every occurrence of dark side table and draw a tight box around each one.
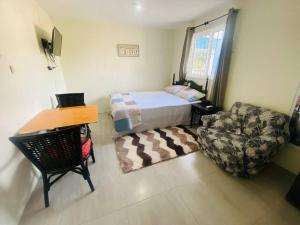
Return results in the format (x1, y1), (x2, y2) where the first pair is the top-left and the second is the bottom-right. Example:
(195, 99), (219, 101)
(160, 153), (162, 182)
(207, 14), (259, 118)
(286, 172), (300, 210)
(190, 103), (221, 127)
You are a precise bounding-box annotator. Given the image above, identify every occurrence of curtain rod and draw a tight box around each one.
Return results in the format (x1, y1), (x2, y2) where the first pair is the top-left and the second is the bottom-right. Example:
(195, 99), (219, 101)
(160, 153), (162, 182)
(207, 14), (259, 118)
(192, 8), (237, 29)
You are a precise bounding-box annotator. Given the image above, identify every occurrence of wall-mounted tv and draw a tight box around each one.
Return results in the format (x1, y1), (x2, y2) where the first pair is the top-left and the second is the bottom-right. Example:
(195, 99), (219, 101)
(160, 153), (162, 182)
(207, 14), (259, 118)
(41, 27), (63, 70)
(50, 27), (62, 56)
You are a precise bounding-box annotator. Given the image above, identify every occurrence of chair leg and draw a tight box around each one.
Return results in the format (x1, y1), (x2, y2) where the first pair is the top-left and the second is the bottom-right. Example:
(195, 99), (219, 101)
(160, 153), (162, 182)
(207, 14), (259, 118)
(42, 174), (50, 208)
(85, 161), (90, 177)
(86, 173), (95, 192)
(90, 147), (96, 163)
(81, 164), (95, 192)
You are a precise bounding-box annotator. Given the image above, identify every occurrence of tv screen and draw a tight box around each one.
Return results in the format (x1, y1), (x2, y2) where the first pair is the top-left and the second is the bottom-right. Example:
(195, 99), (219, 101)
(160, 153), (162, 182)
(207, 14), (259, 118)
(51, 27), (62, 56)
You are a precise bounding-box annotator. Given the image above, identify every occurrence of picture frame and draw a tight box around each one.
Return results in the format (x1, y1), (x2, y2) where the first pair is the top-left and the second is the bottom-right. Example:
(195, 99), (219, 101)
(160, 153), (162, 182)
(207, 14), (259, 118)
(117, 44), (139, 57)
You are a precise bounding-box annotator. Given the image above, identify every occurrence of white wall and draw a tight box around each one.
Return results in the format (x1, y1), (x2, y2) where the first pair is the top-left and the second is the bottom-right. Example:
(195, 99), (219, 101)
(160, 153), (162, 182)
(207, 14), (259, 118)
(171, 0), (300, 174)
(55, 18), (174, 112)
(224, 0), (300, 174)
(0, 0), (65, 224)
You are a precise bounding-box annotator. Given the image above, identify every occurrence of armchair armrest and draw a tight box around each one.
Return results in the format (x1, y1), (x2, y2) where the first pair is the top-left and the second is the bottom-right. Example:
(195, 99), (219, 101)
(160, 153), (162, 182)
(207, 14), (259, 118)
(244, 133), (285, 160)
(245, 129), (288, 161)
(243, 135), (280, 175)
(243, 128), (288, 175)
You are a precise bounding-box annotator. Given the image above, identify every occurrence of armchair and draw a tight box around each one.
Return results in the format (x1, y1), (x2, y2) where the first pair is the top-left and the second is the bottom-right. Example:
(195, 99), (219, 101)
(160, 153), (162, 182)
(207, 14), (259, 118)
(197, 102), (290, 176)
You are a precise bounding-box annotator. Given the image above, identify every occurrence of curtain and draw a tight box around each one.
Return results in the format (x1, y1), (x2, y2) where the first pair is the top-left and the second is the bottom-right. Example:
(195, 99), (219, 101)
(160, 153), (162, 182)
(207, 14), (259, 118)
(209, 8), (239, 107)
(290, 92), (300, 146)
(179, 27), (194, 82)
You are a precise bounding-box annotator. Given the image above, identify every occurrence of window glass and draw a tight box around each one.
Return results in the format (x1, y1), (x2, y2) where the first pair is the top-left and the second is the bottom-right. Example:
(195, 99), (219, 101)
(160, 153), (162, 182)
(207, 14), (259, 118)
(187, 26), (225, 79)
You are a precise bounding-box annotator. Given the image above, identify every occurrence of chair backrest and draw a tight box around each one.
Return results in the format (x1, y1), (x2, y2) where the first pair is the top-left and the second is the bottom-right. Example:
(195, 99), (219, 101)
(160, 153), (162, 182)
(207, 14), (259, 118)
(230, 102), (290, 138)
(56, 93), (85, 108)
(9, 126), (83, 173)
(230, 102), (260, 117)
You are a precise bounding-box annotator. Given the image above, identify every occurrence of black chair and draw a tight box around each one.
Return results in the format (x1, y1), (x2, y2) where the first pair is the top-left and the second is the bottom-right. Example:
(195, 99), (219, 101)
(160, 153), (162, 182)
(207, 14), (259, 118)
(56, 93), (85, 108)
(55, 93), (95, 163)
(9, 126), (95, 208)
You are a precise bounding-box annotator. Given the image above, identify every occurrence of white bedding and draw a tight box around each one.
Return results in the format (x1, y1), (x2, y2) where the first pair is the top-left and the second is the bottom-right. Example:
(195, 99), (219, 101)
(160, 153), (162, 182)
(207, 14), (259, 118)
(131, 91), (196, 109)
(113, 91), (199, 136)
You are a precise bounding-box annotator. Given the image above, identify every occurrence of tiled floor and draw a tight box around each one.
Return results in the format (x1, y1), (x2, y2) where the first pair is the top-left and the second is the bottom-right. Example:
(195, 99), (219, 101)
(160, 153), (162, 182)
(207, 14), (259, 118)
(20, 113), (300, 225)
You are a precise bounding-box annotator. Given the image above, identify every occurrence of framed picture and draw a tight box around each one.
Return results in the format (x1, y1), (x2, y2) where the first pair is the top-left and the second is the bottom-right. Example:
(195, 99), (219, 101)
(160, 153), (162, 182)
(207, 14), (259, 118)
(117, 44), (139, 57)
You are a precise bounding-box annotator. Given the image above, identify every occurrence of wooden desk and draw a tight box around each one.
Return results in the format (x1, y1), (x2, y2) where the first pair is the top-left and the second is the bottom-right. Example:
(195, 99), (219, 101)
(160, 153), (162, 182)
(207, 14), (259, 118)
(18, 105), (98, 134)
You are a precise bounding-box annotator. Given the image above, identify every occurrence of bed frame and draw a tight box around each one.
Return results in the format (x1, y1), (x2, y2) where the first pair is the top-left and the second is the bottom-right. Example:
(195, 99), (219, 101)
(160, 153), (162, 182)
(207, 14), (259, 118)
(174, 78), (208, 98)
(111, 77), (208, 136)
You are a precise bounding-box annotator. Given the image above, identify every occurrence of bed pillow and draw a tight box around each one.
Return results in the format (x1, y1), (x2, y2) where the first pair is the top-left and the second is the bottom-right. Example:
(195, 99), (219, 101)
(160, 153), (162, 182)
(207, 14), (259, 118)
(164, 85), (186, 95)
(176, 87), (205, 102)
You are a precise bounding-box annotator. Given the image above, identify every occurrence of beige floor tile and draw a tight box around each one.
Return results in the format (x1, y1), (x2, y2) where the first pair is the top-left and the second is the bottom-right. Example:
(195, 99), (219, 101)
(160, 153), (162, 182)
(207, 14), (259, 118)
(124, 193), (198, 225)
(264, 199), (300, 225)
(57, 159), (172, 224)
(198, 169), (278, 219)
(246, 164), (295, 206)
(169, 182), (242, 225)
(20, 206), (60, 225)
(58, 168), (130, 225)
(170, 172), (281, 225)
(121, 166), (172, 201)
(254, 201), (300, 225)
(151, 151), (218, 188)
(18, 113), (300, 225)
(82, 210), (130, 225)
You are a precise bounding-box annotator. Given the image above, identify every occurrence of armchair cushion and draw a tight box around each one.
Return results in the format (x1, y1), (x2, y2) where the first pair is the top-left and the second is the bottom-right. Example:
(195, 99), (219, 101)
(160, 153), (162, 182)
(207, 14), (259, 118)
(82, 138), (92, 159)
(202, 111), (242, 135)
(231, 102), (290, 138)
(243, 110), (288, 138)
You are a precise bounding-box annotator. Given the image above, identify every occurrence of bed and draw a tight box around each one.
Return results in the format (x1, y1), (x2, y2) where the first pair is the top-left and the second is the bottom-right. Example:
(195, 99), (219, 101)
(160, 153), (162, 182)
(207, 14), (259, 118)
(110, 80), (207, 137)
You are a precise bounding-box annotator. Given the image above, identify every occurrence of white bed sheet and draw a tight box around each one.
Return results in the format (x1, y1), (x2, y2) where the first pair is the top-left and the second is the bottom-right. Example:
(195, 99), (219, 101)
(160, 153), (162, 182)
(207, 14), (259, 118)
(124, 91), (198, 134)
(131, 91), (196, 108)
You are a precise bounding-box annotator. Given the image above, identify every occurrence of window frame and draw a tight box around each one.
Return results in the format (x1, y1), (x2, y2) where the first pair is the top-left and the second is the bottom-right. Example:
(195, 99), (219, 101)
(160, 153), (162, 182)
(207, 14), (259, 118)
(187, 24), (226, 80)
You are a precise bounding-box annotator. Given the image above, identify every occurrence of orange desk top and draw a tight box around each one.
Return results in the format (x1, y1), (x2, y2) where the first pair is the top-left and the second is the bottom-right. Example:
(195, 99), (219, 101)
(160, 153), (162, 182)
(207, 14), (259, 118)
(18, 105), (98, 134)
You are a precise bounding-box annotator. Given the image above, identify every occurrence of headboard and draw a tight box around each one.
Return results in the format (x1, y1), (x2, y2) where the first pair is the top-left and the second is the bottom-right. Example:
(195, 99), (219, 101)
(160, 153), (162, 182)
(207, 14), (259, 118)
(174, 79), (208, 95)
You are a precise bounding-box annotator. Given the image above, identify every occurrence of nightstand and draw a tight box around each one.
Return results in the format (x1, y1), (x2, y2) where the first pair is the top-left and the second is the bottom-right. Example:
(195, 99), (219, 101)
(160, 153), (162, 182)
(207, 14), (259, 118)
(286, 172), (300, 210)
(190, 103), (221, 127)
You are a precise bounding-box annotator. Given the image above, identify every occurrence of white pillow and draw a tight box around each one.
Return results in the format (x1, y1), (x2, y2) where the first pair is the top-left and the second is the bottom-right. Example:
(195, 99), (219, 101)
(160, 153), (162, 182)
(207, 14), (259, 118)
(164, 85), (186, 95)
(175, 87), (205, 102)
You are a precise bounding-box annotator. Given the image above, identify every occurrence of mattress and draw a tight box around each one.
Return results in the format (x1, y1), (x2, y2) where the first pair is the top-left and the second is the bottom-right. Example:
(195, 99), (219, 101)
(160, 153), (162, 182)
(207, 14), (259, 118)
(112, 91), (198, 136)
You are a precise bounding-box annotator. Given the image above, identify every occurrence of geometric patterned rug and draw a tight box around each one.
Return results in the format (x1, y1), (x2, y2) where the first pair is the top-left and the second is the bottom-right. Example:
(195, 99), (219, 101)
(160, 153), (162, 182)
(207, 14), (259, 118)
(115, 126), (200, 173)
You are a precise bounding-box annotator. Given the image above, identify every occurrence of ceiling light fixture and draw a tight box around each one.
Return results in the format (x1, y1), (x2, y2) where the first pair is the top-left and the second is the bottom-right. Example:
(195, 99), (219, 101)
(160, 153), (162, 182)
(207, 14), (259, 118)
(135, 2), (143, 12)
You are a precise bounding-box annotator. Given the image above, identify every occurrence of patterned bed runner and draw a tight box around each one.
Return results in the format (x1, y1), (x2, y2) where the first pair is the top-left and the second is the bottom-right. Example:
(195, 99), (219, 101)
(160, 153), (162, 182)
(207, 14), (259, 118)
(110, 93), (142, 134)
(115, 126), (199, 173)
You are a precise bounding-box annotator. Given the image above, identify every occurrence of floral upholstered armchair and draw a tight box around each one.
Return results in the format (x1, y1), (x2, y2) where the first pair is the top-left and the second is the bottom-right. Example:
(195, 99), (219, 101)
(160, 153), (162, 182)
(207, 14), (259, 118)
(197, 102), (290, 176)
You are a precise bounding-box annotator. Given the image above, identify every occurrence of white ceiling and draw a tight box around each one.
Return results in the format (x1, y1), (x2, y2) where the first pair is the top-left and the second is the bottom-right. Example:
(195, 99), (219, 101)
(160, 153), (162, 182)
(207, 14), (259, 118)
(37, 0), (229, 28)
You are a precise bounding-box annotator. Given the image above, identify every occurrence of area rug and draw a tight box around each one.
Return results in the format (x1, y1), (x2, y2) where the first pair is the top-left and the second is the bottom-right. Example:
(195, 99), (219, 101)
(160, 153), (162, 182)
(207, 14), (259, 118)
(115, 126), (199, 173)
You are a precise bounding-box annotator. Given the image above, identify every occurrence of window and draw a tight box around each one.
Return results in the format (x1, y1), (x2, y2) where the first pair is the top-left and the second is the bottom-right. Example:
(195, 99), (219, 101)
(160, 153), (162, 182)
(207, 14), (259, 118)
(187, 25), (225, 79)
